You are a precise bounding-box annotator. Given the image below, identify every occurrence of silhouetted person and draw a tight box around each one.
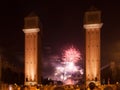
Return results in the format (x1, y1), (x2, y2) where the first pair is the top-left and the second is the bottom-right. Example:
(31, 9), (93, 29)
(89, 82), (95, 90)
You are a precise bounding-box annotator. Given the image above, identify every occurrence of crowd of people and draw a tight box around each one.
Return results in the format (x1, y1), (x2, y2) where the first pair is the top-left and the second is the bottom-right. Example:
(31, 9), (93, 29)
(1, 82), (120, 90)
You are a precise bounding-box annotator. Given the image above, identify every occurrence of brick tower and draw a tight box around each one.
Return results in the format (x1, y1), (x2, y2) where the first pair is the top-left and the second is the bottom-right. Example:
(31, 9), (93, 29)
(23, 13), (40, 85)
(83, 8), (103, 86)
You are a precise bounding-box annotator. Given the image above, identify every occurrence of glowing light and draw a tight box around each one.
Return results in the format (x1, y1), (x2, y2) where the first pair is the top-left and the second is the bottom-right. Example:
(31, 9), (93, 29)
(53, 46), (83, 85)
(62, 46), (81, 63)
(64, 62), (78, 72)
(65, 79), (74, 85)
(9, 85), (13, 90)
(79, 69), (84, 75)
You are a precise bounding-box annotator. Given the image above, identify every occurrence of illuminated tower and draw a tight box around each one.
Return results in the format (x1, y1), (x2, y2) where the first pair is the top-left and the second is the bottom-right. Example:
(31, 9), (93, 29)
(0, 55), (1, 83)
(83, 9), (103, 86)
(23, 13), (40, 85)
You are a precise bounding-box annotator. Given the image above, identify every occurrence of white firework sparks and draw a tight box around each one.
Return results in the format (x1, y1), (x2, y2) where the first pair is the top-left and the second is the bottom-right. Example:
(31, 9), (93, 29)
(54, 46), (83, 85)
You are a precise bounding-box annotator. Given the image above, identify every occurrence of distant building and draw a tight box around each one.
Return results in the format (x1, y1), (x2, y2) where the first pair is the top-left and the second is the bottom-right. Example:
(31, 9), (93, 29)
(101, 61), (120, 84)
(0, 50), (24, 84)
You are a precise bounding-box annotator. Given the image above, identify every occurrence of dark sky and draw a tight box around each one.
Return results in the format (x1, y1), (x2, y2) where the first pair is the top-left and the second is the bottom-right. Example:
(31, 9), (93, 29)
(1, 0), (120, 67)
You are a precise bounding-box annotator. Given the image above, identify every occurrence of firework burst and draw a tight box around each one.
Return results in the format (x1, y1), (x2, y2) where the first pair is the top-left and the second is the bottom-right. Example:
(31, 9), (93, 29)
(53, 45), (83, 85)
(62, 46), (81, 63)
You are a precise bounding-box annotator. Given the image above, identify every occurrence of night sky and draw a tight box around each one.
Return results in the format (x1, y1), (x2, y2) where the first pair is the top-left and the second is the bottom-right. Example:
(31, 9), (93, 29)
(1, 0), (120, 72)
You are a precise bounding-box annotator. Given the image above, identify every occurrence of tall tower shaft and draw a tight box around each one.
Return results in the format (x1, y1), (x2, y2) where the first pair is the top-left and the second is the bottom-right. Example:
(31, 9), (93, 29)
(83, 9), (103, 86)
(0, 55), (1, 83)
(23, 14), (40, 85)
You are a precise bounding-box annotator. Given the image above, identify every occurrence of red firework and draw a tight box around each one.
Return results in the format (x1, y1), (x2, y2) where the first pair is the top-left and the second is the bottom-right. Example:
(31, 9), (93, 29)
(62, 46), (81, 63)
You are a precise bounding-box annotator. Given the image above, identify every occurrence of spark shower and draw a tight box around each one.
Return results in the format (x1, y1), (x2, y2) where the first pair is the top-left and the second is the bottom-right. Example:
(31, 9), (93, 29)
(53, 46), (84, 85)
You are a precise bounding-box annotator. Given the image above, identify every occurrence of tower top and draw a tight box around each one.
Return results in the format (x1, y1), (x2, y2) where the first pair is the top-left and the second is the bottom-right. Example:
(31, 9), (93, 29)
(27, 12), (37, 17)
(84, 8), (101, 24)
(24, 12), (40, 29)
